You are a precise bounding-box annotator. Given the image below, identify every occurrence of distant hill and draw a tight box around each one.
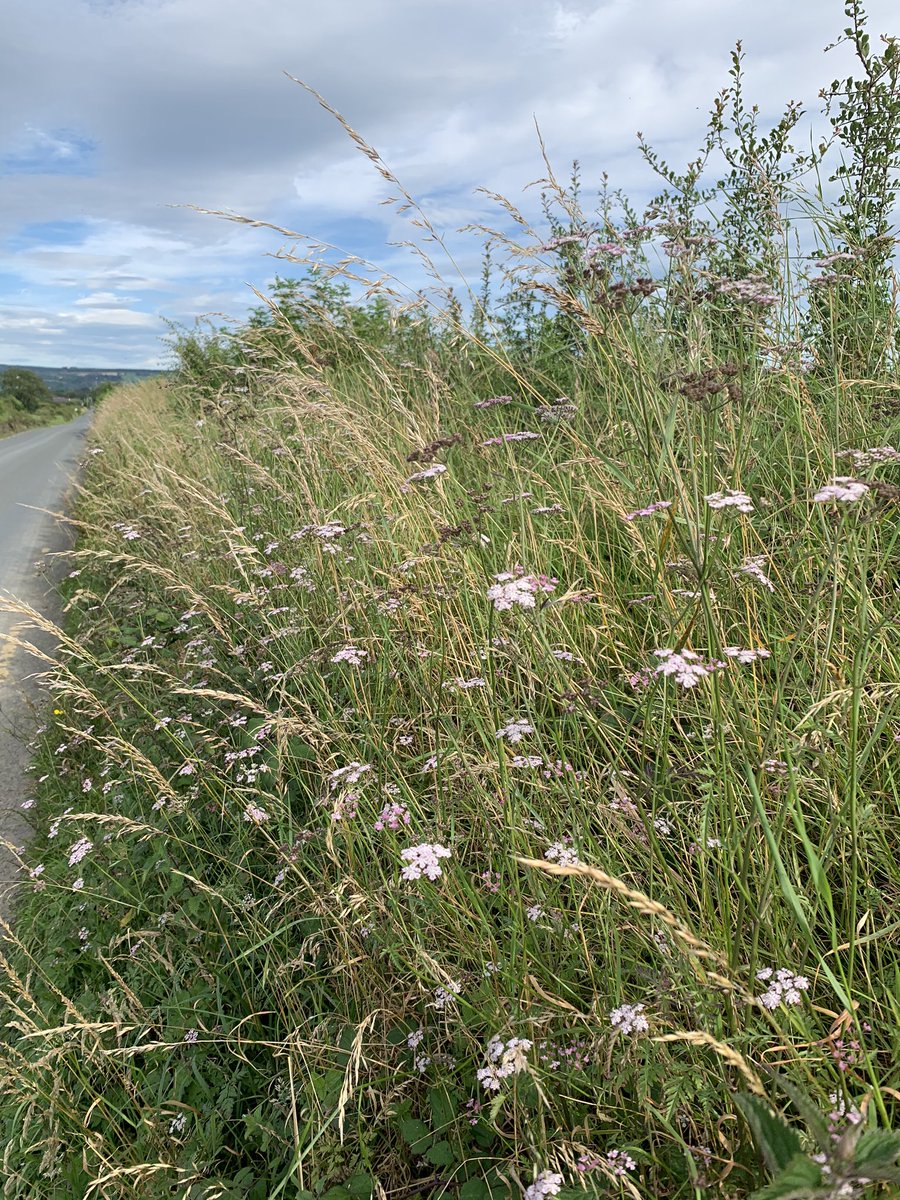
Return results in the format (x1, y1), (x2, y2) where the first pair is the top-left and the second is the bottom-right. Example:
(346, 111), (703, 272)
(0, 364), (166, 398)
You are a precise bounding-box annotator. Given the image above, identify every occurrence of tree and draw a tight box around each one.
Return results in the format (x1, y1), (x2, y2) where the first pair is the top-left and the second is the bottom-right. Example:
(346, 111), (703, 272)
(0, 368), (51, 413)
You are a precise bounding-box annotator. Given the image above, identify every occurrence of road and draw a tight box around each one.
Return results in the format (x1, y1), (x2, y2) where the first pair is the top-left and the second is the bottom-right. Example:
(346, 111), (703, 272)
(0, 413), (92, 920)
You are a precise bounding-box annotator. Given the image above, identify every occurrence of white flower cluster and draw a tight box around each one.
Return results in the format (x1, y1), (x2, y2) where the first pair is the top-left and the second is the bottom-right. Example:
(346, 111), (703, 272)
(331, 646), (367, 665)
(523, 1170), (564, 1199)
(544, 841), (581, 867)
(838, 445), (899, 469)
(406, 464), (447, 483)
(496, 719), (535, 744)
(756, 967), (809, 1008)
(653, 648), (720, 688)
(734, 555), (775, 592)
(476, 1034), (533, 1091)
(609, 1002), (649, 1035)
(487, 568), (557, 611)
(705, 488), (754, 513)
(400, 842), (451, 882)
(813, 477), (869, 503)
(723, 646), (771, 664)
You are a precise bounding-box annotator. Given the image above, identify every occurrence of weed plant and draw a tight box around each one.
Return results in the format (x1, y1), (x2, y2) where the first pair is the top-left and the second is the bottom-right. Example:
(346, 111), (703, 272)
(2, 5), (900, 1197)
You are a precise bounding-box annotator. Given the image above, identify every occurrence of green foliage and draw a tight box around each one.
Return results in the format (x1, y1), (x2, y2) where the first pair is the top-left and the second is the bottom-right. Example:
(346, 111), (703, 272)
(2, 7), (900, 1198)
(0, 366), (51, 412)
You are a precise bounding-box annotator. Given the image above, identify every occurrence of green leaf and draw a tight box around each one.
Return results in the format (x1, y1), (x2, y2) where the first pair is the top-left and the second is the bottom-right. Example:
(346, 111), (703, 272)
(459, 1181), (488, 1200)
(748, 1154), (822, 1200)
(425, 1139), (456, 1167)
(735, 1093), (803, 1173)
(767, 1072), (832, 1152)
(346, 1175), (374, 1197)
(398, 1118), (432, 1153)
(855, 1129), (900, 1169)
(428, 1086), (458, 1132)
(320, 1189), (353, 1200)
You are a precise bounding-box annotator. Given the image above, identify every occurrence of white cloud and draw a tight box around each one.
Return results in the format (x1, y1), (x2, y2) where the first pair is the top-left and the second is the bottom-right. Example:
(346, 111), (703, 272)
(0, 0), (897, 366)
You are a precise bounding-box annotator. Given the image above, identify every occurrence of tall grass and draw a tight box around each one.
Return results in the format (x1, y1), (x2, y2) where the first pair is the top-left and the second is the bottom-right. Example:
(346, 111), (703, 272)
(2, 11), (900, 1199)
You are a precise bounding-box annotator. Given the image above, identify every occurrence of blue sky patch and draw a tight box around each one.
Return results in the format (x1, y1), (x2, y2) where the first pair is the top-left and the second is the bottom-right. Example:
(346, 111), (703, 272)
(2, 127), (97, 176)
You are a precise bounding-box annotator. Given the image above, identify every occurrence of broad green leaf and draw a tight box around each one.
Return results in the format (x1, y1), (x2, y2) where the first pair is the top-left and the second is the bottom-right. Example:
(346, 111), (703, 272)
(459, 1180), (488, 1200)
(735, 1093), (803, 1173)
(398, 1117), (432, 1153)
(855, 1129), (900, 1169)
(748, 1154), (822, 1200)
(424, 1139), (456, 1167)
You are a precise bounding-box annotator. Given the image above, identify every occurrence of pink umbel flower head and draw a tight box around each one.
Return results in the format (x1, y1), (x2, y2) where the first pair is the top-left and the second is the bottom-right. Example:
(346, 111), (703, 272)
(400, 843), (451, 882)
(652, 648), (723, 688)
(487, 566), (557, 611)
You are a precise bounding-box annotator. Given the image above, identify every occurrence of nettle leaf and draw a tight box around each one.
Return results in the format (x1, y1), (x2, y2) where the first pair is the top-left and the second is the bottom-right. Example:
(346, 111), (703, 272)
(424, 1139), (456, 1167)
(398, 1117), (432, 1153)
(428, 1085), (458, 1132)
(735, 1093), (803, 1173)
(748, 1154), (822, 1200)
(855, 1129), (900, 1170)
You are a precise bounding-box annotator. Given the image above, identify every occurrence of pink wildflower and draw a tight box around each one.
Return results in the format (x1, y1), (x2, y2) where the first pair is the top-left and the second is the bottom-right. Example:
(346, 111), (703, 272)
(400, 843), (451, 882)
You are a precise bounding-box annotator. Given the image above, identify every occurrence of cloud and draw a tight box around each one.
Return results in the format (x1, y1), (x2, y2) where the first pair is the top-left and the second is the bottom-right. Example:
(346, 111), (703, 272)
(0, 0), (898, 365)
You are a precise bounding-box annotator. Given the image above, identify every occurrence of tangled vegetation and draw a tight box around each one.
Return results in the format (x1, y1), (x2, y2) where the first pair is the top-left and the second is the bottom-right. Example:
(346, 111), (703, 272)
(1, 4), (899, 1197)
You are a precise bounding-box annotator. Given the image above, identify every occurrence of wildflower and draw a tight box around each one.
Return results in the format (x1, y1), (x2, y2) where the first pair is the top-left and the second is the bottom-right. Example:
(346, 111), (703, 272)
(511, 754), (544, 768)
(838, 444), (900, 469)
(407, 1028), (425, 1050)
(67, 837), (93, 867)
(72, 877), (85, 891)
(828, 1092), (863, 1139)
(168, 1113), (187, 1136)
(723, 646), (771, 664)
(705, 489), (754, 513)
(652, 648), (722, 688)
(605, 1150), (637, 1176)
(28, 863), (45, 879)
(374, 801), (410, 831)
(243, 803), (270, 824)
(496, 719), (535, 744)
(183, 1029), (199, 1044)
(473, 395), (513, 409)
(331, 646), (367, 665)
(477, 1035), (533, 1089)
(544, 840), (581, 867)
(481, 431), (541, 446)
(813, 476), (869, 503)
(329, 762), (372, 789)
(523, 1170), (564, 1199)
(551, 648), (583, 663)
(525, 903), (545, 922)
(400, 843), (451, 882)
(329, 792), (358, 822)
(406, 464), (447, 483)
(114, 523), (142, 540)
(442, 676), (487, 691)
(623, 499), (672, 520)
(713, 275), (779, 306)
(431, 982), (461, 1010)
(487, 566), (557, 611)
(609, 1002), (649, 1035)
(755, 967), (809, 1009)
(538, 397), (577, 422)
(734, 555), (775, 592)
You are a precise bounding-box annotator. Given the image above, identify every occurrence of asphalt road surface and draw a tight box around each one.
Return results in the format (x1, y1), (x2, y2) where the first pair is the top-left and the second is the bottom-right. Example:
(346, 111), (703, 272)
(0, 413), (92, 920)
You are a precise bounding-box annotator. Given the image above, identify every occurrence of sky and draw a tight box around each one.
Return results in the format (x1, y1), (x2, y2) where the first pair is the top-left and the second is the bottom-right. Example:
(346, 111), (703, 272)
(1, 0), (898, 369)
